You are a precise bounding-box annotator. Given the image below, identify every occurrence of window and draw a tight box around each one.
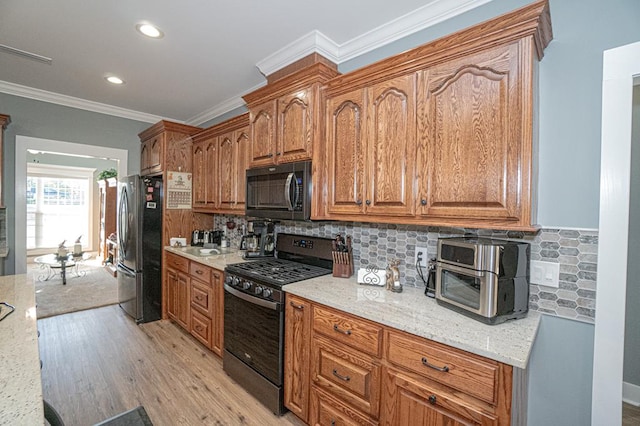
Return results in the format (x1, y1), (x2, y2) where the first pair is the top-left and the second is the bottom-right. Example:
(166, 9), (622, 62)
(26, 164), (95, 251)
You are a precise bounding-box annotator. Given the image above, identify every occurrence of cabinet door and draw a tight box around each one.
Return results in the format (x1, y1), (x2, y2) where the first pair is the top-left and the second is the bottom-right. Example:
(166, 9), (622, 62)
(278, 87), (313, 163)
(310, 386), (377, 426)
(249, 100), (277, 167)
(192, 140), (208, 209)
(284, 295), (312, 421)
(146, 135), (163, 174)
(211, 269), (224, 357)
(232, 126), (251, 211)
(419, 43), (523, 222)
(381, 367), (498, 426)
(140, 140), (150, 174)
(325, 88), (367, 216)
(166, 268), (179, 322)
(218, 132), (235, 211)
(175, 271), (190, 330)
(204, 139), (219, 206)
(364, 74), (417, 217)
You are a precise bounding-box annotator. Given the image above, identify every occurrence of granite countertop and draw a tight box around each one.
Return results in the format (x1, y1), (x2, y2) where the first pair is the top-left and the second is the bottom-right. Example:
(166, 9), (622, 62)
(0, 274), (44, 425)
(284, 276), (541, 369)
(164, 246), (248, 270)
(164, 246), (540, 368)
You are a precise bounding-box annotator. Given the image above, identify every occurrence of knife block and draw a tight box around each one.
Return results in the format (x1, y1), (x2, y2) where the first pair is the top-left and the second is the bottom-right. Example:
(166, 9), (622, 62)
(332, 250), (353, 278)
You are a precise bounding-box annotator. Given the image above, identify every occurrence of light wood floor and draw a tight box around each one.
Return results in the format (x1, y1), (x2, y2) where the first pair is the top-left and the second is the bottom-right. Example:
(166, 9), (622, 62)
(624, 402), (640, 425)
(38, 305), (304, 426)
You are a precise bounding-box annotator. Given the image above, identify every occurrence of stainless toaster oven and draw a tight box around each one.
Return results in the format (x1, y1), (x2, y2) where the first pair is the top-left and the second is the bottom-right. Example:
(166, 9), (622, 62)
(435, 237), (530, 324)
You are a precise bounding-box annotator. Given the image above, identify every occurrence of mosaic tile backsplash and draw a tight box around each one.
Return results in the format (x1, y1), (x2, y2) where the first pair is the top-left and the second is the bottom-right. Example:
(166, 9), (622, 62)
(213, 215), (598, 324)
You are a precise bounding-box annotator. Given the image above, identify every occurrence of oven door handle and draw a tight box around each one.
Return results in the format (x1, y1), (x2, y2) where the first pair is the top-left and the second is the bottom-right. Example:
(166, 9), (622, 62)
(224, 284), (280, 311)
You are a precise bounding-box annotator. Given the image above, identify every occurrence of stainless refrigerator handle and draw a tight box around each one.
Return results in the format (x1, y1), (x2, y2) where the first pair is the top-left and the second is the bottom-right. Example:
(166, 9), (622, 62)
(284, 172), (294, 211)
(118, 186), (128, 257)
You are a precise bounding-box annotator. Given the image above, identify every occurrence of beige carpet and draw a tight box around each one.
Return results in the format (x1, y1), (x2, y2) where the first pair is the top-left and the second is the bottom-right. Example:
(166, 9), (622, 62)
(28, 257), (118, 319)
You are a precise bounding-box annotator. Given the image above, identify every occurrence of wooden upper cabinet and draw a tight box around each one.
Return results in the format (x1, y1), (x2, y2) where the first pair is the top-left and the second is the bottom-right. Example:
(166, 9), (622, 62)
(317, 0), (551, 230)
(138, 121), (201, 177)
(243, 58), (340, 168)
(325, 75), (417, 218)
(278, 87), (314, 163)
(249, 100), (277, 167)
(326, 89), (367, 216)
(418, 42), (532, 227)
(191, 114), (250, 213)
(366, 75), (417, 217)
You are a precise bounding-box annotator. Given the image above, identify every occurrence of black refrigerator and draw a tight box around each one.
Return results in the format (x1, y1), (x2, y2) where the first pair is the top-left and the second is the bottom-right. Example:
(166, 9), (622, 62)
(117, 174), (163, 323)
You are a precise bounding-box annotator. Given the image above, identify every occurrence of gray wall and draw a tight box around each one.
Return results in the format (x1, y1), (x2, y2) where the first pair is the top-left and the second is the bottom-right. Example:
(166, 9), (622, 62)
(1, 92), (149, 274)
(527, 315), (595, 425)
(625, 84), (640, 387)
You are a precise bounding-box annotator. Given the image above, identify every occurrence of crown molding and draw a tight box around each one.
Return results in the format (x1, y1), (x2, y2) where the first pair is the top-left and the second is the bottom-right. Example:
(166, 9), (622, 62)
(185, 81), (266, 126)
(256, 0), (491, 77)
(0, 80), (172, 124)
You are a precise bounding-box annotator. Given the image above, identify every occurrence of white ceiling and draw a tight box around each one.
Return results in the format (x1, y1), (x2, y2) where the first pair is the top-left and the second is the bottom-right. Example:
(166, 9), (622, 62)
(0, 0), (490, 125)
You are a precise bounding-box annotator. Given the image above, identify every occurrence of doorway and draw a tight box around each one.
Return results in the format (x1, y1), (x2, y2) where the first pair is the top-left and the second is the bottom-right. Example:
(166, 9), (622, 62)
(14, 135), (127, 274)
(593, 41), (640, 424)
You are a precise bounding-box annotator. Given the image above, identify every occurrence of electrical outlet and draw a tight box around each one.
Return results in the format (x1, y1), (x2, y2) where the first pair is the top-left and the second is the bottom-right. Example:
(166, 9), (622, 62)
(415, 246), (428, 267)
(530, 260), (560, 288)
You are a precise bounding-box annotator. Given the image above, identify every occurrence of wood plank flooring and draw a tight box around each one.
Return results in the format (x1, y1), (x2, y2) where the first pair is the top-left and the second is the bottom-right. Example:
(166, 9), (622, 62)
(38, 305), (304, 426)
(624, 402), (640, 425)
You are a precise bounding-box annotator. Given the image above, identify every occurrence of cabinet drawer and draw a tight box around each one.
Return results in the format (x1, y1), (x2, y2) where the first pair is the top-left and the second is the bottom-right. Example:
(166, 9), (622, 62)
(189, 262), (211, 284)
(312, 336), (380, 418)
(386, 330), (499, 405)
(166, 253), (189, 273)
(310, 386), (377, 426)
(190, 279), (213, 318)
(313, 306), (382, 357)
(191, 309), (213, 349)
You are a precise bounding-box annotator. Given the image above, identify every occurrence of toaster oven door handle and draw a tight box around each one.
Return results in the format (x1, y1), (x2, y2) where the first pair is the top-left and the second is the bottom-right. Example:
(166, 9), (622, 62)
(436, 261), (487, 278)
(284, 172), (295, 211)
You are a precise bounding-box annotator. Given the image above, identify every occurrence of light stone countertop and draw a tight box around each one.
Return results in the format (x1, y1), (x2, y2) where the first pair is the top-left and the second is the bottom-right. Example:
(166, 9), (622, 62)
(284, 276), (541, 369)
(0, 274), (44, 425)
(164, 247), (540, 368)
(164, 246), (248, 270)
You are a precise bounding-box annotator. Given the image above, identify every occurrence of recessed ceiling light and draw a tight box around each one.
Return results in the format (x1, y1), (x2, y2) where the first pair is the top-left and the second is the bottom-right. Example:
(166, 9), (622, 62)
(136, 23), (164, 39)
(106, 76), (124, 85)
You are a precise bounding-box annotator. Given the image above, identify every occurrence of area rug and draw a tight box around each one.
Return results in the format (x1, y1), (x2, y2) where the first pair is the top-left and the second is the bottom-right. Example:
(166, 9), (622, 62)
(28, 257), (118, 319)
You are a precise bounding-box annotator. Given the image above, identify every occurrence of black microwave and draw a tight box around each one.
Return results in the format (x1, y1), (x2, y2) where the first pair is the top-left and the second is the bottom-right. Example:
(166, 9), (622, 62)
(245, 161), (312, 221)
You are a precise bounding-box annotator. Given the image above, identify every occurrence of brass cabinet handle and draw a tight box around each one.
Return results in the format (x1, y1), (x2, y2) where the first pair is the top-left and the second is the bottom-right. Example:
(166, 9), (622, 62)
(421, 356), (449, 372)
(333, 324), (352, 335)
(289, 301), (304, 310)
(332, 369), (351, 382)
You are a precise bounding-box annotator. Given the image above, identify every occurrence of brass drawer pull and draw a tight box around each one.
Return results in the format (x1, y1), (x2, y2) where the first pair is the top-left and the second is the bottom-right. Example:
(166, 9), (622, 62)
(333, 324), (352, 335)
(289, 301), (304, 310)
(332, 369), (351, 382)
(421, 356), (449, 372)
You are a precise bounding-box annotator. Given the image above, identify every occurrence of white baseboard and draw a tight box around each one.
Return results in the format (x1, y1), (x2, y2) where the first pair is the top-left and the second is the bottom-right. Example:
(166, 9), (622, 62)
(623, 381), (640, 406)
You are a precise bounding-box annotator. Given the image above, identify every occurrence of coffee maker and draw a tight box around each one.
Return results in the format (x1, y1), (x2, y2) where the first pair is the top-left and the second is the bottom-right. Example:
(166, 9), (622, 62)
(241, 220), (275, 258)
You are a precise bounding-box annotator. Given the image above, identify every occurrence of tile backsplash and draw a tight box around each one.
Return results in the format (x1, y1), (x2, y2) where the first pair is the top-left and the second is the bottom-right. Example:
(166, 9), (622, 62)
(213, 215), (598, 324)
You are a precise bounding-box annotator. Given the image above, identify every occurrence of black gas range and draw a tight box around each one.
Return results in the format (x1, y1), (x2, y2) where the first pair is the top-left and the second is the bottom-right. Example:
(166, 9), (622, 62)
(222, 233), (334, 415)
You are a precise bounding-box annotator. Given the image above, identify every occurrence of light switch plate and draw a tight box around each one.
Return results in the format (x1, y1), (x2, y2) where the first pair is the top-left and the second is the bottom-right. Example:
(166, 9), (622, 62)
(530, 260), (560, 288)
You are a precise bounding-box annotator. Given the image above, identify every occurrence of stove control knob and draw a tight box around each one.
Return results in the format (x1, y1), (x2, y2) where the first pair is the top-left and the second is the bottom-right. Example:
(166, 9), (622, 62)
(242, 281), (252, 290)
(225, 275), (233, 285)
(254, 286), (263, 295)
(232, 276), (241, 287)
(262, 288), (272, 298)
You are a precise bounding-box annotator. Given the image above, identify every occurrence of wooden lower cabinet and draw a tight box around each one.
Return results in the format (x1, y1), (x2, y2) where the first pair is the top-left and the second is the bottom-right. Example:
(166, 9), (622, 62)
(284, 295), (518, 425)
(166, 253), (224, 356)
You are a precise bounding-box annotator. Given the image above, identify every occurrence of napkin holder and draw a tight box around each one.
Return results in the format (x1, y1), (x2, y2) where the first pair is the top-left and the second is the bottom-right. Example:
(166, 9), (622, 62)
(357, 268), (387, 287)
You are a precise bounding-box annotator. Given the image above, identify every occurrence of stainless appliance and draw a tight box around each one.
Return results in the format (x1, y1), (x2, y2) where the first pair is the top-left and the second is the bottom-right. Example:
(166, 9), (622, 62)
(191, 229), (223, 246)
(435, 237), (530, 325)
(245, 160), (311, 221)
(223, 233), (334, 415)
(241, 220), (275, 258)
(117, 175), (163, 323)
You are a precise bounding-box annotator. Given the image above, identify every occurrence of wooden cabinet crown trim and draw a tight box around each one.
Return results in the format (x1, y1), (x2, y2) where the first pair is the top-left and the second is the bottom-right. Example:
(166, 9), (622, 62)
(191, 113), (250, 142)
(243, 62), (340, 106)
(138, 120), (201, 141)
(324, 0), (551, 94)
(0, 114), (10, 129)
